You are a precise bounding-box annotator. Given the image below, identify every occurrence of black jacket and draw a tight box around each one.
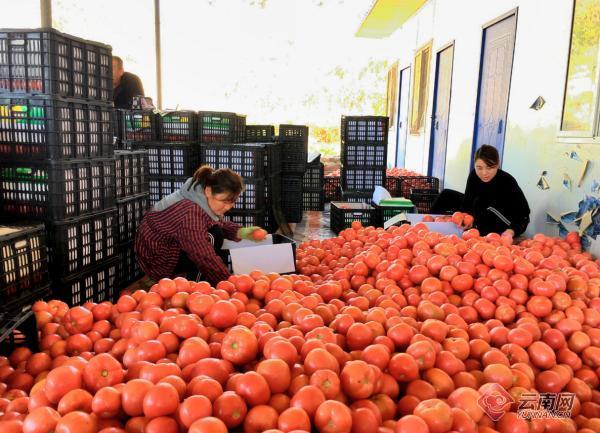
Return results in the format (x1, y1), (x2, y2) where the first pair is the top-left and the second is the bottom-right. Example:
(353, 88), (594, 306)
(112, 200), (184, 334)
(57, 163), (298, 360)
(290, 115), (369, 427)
(113, 72), (144, 109)
(461, 169), (530, 236)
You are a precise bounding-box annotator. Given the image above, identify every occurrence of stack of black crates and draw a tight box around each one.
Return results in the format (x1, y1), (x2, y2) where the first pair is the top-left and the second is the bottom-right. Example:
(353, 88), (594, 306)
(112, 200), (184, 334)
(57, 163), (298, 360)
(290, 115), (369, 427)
(0, 28), (118, 306)
(279, 124), (309, 223)
(200, 118), (285, 231)
(241, 124), (281, 231)
(114, 111), (152, 291)
(303, 153), (324, 211)
(0, 225), (50, 354)
(340, 115), (389, 204)
(117, 109), (200, 206)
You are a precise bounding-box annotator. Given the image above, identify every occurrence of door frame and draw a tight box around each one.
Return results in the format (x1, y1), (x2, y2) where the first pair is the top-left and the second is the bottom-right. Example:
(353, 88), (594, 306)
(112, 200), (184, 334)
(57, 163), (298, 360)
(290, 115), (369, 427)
(395, 65), (411, 168)
(471, 8), (519, 168)
(428, 41), (455, 179)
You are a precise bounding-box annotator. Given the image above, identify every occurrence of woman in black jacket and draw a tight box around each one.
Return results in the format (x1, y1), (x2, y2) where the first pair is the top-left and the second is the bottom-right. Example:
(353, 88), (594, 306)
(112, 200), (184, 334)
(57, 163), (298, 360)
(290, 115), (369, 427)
(431, 145), (530, 236)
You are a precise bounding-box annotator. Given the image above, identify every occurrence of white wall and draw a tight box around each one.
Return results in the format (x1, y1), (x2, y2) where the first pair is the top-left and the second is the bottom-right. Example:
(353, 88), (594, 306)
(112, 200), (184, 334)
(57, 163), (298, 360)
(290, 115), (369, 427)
(387, 0), (600, 254)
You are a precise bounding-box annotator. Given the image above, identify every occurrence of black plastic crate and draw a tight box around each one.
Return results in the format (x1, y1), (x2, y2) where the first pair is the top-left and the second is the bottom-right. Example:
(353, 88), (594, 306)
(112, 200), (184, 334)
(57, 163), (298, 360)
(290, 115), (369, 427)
(148, 176), (185, 206)
(0, 96), (114, 160)
(410, 188), (439, 214)
(342, 190), (373, 204)
(116, 194), (149, 243)
(200, 143), (266, 179)
(116, 241), (142, 289)
(281, 176), (303, 223)
(330, 202), (378, 234)
(0, 224), (49, 311)
(324, 176), (342, 202)
(223, 210), (265, 228)
(342, 142), (387, 167)
(116, 109), (157, 143)
(53, 256), (118, 305)
(266, 142), (281, 175)
(282, 175), (303, 196)
(158, 111), (197, 142)
(341, 116), (388, 145)
(398, 176), (440, 198)
(303, 162), (324, 191)
(246, 125), (275, 142)
(279, 124), (309, 143)
(147, 142), (200, 177)
(264, 209), (280, 233)
(235, 178), (266, 211)
(0, 310), (41, 356)
(265, 174), (281, 207)
(282, 200), (303, 223)
(0, 158), (116, 220)
(198, 111), (246, 143)
(342, 166), (386, 192)
(115, 150), (149, 198)
(302, 190), (324, 211)
(0, 28), (112, 102)
(47, 208), (117, 277)
(385, 176), (401, 196)
(280, 141), (307, 174)
(374, 201), (416, 226)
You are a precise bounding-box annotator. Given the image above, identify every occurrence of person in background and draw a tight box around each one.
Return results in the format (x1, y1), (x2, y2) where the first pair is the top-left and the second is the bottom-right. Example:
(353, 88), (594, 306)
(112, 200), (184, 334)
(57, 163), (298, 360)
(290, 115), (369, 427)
(112, 56), (145, 109)
(135, 166), (262, 285)
(430, 144), (530, 236)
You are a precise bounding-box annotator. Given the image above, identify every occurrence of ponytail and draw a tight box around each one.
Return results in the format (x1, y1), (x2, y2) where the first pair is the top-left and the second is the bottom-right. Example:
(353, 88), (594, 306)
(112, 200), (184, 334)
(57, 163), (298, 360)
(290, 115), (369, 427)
(190, 165), (215, 190)
(190, 165), (244, 200)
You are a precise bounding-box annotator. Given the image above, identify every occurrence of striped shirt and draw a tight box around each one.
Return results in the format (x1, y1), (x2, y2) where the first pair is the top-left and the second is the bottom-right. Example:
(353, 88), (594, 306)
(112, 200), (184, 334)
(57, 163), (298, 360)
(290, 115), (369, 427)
(135, 199), (240, 285)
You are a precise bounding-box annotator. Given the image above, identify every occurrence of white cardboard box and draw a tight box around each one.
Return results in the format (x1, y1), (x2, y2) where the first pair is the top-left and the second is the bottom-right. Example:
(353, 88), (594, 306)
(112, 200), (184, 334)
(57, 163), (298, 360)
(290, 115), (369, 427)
(385, 213), (464, 237)
(221, 234), (296, 275)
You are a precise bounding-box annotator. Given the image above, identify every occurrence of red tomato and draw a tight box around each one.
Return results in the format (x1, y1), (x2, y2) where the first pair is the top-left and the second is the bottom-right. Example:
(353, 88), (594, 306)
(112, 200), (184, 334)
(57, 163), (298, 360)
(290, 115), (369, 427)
(315, 400), (353, 433)
(121, 379), (153, 417)
(83, 353), (124, 393)
(55, 411), (97, 433)
(188, 417), (228, 433)
(340, 360), (376, 400)
(413, 399), (453, 433)
(395, 415), (429, 433)
(221, 326), (258, 365)
(277, 407), (311, 432)
(44, 365), (83, 404)
(256, 358), (291, 394)
(62, 307), (94, 335)
(23, 406), (61, 433)
(213, 391), (248, 428)
(388, 353), (419, 382)
(177, 395), (212, 428)
(91, 386), (121, 418)
(235, 371), (271, 406)
(142, 382), (180, 418)
(243, 405), (278, 433)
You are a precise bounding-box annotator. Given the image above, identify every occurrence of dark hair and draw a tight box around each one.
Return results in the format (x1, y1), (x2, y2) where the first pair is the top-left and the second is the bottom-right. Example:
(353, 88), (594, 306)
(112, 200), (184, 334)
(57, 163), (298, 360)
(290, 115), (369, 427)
(190, 165), (244, 200)
(474, 144), (499, 167)
(112, 56), (124, 69)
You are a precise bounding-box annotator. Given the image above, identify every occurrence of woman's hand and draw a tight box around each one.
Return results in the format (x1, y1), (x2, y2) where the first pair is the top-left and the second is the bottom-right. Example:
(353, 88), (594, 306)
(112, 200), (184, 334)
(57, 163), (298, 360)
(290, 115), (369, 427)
(237, 226), (267, 242)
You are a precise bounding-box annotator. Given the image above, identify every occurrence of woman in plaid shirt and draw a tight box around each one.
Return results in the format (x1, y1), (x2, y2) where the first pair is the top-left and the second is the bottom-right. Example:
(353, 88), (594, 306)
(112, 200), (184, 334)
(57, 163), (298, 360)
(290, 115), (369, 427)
(135, 166), (260, 285)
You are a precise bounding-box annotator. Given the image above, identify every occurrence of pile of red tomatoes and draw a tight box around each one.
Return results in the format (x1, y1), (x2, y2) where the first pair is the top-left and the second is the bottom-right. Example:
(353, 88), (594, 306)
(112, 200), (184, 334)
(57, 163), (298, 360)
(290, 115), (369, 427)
(1, 221), (599, 433)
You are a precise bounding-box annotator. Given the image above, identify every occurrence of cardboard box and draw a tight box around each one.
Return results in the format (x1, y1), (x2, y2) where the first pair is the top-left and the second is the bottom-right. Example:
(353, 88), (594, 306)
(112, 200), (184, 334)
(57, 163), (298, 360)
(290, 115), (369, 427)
(221, 234), (296, 275)
(384, 213), (464, 236)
